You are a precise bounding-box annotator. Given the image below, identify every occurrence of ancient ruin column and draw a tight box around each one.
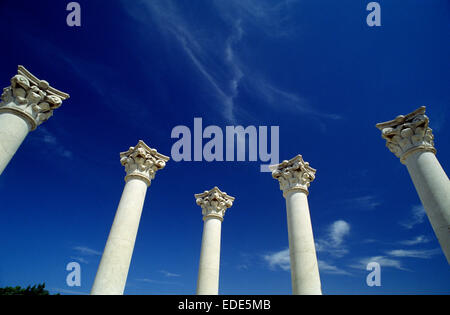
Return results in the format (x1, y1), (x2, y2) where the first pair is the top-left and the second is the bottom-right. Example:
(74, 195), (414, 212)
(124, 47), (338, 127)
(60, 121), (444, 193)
(91, 141), (170, 295)
(270, 155), (322, 295)
(195, 187), (235, 295)
(0, 65), (69, 175)
(376, 106), (450, 263)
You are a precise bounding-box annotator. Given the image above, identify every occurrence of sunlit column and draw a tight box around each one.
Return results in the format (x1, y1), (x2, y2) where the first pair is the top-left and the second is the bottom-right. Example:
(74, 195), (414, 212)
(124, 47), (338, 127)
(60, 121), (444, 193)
(377, 106), (450, 263)
(270, 155), (322, 295)
(195, 187), (235, 295)
(91, 141), (170, 295)
(0, 65), (69, 175)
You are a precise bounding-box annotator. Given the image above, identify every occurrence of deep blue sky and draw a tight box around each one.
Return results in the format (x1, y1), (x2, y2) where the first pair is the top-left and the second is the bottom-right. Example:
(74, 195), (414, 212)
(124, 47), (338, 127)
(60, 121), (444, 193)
(0, 0), (449, 295)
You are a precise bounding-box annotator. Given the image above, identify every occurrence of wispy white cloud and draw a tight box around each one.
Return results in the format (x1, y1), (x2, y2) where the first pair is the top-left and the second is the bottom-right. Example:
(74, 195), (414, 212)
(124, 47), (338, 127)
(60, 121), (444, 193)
(318, 260), (352, 276)
(360, 239), (380, 244)
(73, 246), (102, 256)
(223, 19), (245, 122)
(136, 278), (182, 286)
(263, 248), (290, 271)
(235, 252), (254, 272)
(236, 264), (249, 271)
(214, 0), (300, 38)
(70, 256), (89, 264)
(124, 0), (243, 123)
(175, 33), (239, 123)
(352, 248), (440, 272)
(252, 80), (342, 121)
(352, 256), (407, 271)
(263, 248), (351, 275)
(400, 205), (426, 229)
(216, 1), (342, 123)
(122, 0), (341, 124)
(69, 246), (101, 265)
(159, 270), (181, 278)
(316, 220), (351, 257)
(399, 235), (431, 246)
(314, 220), (352, 275)
(386, 249), (441, 259)
(30, 127), (73, 160)
(339, 195), (381, 211)
(329, 220), (351, 247)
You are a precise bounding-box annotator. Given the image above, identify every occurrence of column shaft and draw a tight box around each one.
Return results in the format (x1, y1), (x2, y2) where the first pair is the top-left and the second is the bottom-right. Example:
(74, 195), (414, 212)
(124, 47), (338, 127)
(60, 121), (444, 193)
(0, 112), (31, 175)
(91, 178), (148, 295)
(195, 187), (234, 295)
(285, 190), (322, 295)
(196, 217), (222, 295)
(405, 151), (450, 263)
(90, 140), (169, 295)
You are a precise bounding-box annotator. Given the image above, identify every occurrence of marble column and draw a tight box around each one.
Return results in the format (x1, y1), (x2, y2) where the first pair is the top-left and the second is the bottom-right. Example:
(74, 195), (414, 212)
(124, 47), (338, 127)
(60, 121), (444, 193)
(91, 141), (170, 295)
(270, 155), (322, 295)
(376, 106), (450, 263)
(195, 187), (235, 295)
(0, 65), (69, 175)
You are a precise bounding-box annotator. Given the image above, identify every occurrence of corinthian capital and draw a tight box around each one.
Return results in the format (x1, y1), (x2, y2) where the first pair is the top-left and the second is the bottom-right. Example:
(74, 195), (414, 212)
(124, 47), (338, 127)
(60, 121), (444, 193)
(270, 155), (316, 197)
(0, 65), (69, 130)
(195, 187), (235, 221)
(120, 140), (170, 186)
(376, 106), (436, 164)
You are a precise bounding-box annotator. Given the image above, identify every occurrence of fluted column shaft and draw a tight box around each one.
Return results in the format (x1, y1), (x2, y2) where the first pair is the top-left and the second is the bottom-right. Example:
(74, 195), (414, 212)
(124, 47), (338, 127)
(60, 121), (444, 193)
(377, 106), (450, 264)
(0, 65), (69, 175)
(91, 141), (169, 295)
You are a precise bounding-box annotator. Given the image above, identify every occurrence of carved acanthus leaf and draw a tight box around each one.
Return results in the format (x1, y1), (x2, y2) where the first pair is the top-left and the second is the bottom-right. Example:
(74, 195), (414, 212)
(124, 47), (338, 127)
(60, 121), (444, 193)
(0, 66), (69, 130)
(376, 107), (436, 163)
(195, 187), (235, 221)
(120, 140), (170, 186)
(270, 155), (316, 196)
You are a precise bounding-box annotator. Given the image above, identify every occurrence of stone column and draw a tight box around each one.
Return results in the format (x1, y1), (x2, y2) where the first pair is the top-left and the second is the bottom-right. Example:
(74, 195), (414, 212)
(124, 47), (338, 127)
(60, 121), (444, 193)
(270, 155), (322, 295)
(376, 106), (450, 263)
(91, 141), (170, 295)
(195, 187), (235, 295)
(0, 65), (69, 175)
